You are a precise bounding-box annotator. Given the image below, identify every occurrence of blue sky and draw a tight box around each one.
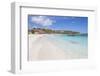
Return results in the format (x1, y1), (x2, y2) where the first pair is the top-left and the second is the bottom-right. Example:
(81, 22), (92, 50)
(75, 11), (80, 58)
(28, 15), (88, 33)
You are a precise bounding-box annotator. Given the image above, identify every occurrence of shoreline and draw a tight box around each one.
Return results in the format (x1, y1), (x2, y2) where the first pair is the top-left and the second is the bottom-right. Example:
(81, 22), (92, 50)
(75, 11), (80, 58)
(28, 34), (88, 61)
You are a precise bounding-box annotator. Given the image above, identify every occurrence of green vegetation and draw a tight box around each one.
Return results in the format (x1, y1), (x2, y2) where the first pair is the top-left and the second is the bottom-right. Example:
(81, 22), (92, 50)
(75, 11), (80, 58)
(28, 28), (80, 35)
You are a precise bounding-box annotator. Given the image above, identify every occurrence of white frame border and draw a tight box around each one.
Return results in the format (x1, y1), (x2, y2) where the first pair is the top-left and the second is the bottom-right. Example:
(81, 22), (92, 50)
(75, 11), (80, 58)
(11, 2), (97, 74)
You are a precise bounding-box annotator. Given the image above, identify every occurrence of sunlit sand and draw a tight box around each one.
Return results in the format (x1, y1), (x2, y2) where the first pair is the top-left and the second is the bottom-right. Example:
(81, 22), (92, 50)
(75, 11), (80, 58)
(29, 34), (87, 61)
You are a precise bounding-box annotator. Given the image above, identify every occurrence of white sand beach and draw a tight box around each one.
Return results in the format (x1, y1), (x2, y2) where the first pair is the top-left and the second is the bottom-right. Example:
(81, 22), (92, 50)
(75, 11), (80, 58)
(29, 34), (87, 61)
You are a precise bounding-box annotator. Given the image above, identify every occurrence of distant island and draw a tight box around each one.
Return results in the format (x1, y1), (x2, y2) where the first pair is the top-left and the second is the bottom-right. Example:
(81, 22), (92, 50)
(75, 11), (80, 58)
(28, 28), (86, 36)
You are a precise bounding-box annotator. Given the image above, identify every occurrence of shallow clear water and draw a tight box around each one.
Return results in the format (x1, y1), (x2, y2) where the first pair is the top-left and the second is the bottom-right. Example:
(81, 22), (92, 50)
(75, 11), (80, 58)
(46, 34), (88, 58)
(49, 34), (87, 47)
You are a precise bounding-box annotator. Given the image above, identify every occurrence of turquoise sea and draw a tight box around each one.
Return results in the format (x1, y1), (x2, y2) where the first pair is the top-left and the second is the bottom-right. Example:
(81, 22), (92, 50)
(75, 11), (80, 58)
(46, 34), (88, 58)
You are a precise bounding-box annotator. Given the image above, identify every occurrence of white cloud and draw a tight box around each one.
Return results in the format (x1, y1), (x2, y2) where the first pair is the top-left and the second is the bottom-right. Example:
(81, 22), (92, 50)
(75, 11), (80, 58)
(31, 16), (54, 26)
